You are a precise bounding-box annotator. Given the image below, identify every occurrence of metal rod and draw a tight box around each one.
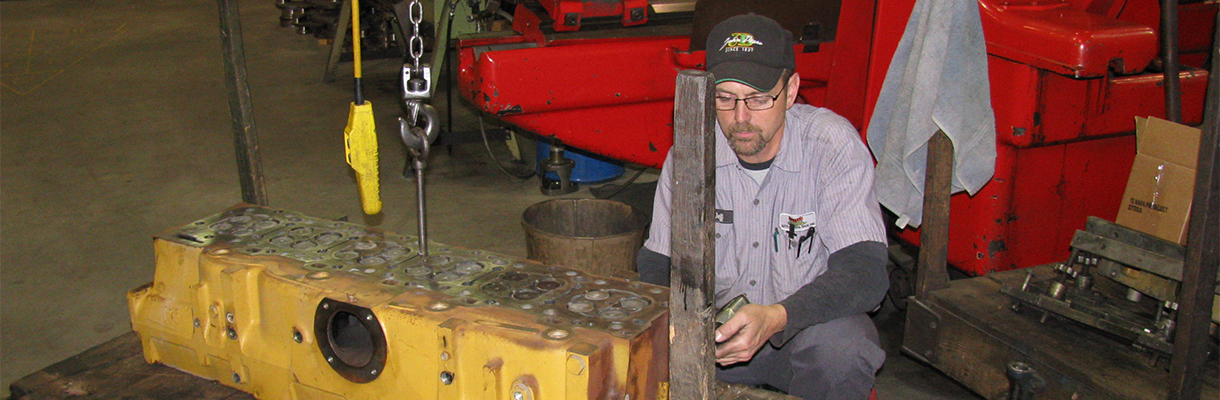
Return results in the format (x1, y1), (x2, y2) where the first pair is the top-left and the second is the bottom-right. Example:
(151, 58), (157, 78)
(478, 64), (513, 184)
(1160, 0), (1182, 123)
(218, 0), (269, 206)
(415, 161), (428, 257)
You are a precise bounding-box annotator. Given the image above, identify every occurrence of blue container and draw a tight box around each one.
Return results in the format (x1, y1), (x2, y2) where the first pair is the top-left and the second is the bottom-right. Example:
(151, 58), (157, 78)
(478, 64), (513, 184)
(536, 142), (624, 183)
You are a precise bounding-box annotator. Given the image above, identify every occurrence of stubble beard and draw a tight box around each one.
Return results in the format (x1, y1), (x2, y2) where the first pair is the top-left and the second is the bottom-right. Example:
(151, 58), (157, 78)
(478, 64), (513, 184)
(724, 122), (769, 156)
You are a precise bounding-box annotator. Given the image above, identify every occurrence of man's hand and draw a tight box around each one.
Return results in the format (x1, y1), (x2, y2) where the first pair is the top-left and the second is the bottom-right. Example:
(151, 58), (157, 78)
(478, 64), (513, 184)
(714, 303), (787, 366)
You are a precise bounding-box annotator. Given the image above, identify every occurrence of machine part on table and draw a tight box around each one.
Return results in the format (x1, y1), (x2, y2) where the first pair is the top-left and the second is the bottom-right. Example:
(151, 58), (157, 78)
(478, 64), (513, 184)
(1005, 362), (1046, 400)
(714, 294), (750, 329)
(1001, 217), (1220, 356)
(128, 205), (670, 399)
(540, 139), (577, 195)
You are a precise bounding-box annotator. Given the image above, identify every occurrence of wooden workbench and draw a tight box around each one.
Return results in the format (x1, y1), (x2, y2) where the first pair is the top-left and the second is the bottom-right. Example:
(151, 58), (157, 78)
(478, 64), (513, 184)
(8, 332), (252, 400)
(9, 330), (795, 400)
(903, 264), (1219, 400)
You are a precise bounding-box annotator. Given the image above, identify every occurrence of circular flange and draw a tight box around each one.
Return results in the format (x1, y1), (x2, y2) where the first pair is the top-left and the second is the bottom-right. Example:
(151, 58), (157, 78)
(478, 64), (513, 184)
(314, 299), (388, 383)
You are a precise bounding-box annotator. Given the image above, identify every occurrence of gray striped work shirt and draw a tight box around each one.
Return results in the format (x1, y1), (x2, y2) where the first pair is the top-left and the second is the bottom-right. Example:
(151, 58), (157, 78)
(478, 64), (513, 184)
(644, 104), (886, 308)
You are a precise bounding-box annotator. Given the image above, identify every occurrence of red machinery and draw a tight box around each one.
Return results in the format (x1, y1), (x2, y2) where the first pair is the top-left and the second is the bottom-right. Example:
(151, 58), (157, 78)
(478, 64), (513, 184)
(456, 0), (1216, 276)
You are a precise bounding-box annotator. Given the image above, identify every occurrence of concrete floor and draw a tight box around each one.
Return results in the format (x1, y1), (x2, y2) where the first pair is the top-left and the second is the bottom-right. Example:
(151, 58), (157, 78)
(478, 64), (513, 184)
(0, 0), (980, 398)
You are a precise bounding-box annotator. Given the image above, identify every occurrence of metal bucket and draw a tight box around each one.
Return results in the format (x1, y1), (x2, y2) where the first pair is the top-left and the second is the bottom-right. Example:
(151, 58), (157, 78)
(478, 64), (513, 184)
(521, 199), (648, 278)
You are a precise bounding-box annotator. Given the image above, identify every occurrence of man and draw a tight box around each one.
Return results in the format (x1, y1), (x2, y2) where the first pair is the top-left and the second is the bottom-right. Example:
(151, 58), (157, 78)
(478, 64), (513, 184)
(636, 14), (888, 400)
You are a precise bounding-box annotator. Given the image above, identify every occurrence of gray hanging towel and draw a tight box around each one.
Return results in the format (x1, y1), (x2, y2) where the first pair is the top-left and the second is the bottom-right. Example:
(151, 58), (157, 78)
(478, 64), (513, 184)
(867, 0), (997, 229)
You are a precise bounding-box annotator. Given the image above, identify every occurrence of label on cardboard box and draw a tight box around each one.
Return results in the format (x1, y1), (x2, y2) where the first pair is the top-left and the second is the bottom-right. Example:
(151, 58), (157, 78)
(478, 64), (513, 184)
(1114, 117), (1200, 244)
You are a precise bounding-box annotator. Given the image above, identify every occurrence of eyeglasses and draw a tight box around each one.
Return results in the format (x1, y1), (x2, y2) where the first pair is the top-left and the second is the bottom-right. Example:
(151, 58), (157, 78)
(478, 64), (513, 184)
(714, 93), (781, 111)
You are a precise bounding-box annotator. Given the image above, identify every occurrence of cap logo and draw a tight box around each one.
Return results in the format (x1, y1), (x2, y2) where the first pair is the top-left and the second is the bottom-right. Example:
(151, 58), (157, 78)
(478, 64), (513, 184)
(719, 32), (763, 52)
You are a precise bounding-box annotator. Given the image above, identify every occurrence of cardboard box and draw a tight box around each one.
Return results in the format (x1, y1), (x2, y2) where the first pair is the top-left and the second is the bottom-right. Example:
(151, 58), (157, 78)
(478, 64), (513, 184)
(1114, 117), (1201, 245)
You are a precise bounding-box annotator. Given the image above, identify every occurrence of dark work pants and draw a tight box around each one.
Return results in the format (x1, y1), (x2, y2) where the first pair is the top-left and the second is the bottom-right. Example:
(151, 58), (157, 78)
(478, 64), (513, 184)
(716, 313), (885, 400)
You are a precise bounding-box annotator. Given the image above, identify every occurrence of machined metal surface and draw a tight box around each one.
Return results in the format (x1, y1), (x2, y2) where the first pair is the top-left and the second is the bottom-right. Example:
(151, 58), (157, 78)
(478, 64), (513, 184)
(164, 205), (668, 338)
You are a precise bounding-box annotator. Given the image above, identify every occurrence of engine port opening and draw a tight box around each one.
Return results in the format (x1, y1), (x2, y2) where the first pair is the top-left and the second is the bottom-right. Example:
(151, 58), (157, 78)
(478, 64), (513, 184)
(314, 300), (387, 383)
(328, 311), (375, 367)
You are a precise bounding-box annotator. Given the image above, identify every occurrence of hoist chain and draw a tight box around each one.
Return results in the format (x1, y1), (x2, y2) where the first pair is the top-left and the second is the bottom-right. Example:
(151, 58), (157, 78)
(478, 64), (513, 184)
(407, 0), (424, 72)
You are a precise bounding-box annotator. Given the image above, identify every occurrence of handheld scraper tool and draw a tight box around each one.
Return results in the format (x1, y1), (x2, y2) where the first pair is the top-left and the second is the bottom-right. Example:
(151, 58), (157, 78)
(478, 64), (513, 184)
(344, 0), (380, 215)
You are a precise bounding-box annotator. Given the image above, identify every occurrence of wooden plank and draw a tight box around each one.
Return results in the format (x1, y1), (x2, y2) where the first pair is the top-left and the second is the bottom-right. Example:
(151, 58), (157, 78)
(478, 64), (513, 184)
(218, 0), (269, 206)
(668, 69), (718, 400)
(1168, 10), (1220, 399)
(9, 332), (251, 400)
(716, 382), (801, 400)
(906, 266), (1218, 400)
(914, 130), (952, 297)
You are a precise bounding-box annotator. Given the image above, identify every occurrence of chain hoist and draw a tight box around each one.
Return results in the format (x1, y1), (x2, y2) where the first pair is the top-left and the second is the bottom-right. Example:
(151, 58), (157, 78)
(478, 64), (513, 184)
(399, 0), (439, 257)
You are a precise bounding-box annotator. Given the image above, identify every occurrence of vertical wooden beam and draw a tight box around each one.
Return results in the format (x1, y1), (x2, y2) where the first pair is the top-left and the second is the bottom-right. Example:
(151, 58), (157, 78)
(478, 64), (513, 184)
(1167, 11), (1219, 399)
(218, 0), (269, 206)
(669, 70), (718, 400)
(322, 0), (352, 84)
(914, 130), (953, 298)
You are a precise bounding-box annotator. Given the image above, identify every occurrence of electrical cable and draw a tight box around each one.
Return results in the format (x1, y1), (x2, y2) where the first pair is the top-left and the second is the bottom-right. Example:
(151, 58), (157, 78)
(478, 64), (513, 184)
(591, 166), (649, 199)
(479, 116), (535, 179)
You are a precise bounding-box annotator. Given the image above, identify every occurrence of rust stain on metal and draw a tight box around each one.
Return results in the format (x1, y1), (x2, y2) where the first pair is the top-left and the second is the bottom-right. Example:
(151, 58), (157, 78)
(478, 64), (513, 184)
(496, 105), (524, 116)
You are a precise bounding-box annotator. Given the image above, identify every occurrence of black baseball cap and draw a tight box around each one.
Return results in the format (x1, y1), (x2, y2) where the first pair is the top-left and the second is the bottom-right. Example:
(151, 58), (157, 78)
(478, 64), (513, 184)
(705, 14), (796, 92)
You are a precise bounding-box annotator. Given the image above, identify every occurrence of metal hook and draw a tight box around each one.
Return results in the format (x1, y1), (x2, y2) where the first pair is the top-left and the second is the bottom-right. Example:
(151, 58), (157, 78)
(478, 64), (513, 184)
(399, 103), (439, 152)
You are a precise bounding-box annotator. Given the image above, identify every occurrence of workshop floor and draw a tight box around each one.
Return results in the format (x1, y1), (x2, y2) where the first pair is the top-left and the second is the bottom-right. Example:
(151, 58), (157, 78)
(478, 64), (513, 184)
(1, 0), (980, 398)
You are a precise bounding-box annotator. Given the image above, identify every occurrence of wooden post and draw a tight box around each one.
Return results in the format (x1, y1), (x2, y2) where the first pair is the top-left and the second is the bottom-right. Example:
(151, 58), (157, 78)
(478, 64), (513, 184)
(218, 0), (269, 206)
(914, 130), (952, 298)
(669, 70), (718, 400)
(322, 0), (351, 84)
(1167, 11), (1219, 399)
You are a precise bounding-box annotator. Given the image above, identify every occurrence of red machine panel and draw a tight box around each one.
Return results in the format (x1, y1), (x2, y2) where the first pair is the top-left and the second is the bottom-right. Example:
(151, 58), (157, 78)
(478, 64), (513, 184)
(458, 0), (1215, 275)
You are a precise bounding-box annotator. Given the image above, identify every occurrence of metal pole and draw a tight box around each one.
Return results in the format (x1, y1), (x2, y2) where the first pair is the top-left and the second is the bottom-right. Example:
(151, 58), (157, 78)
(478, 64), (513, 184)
(1160, 0), (1182, 123)
(218, 0), (269, 206)
(415, 165), (428, 257)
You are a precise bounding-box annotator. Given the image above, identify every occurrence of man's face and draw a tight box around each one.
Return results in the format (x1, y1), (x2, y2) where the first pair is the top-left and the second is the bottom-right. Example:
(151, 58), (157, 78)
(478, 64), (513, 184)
(714, 73), (799, 162)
